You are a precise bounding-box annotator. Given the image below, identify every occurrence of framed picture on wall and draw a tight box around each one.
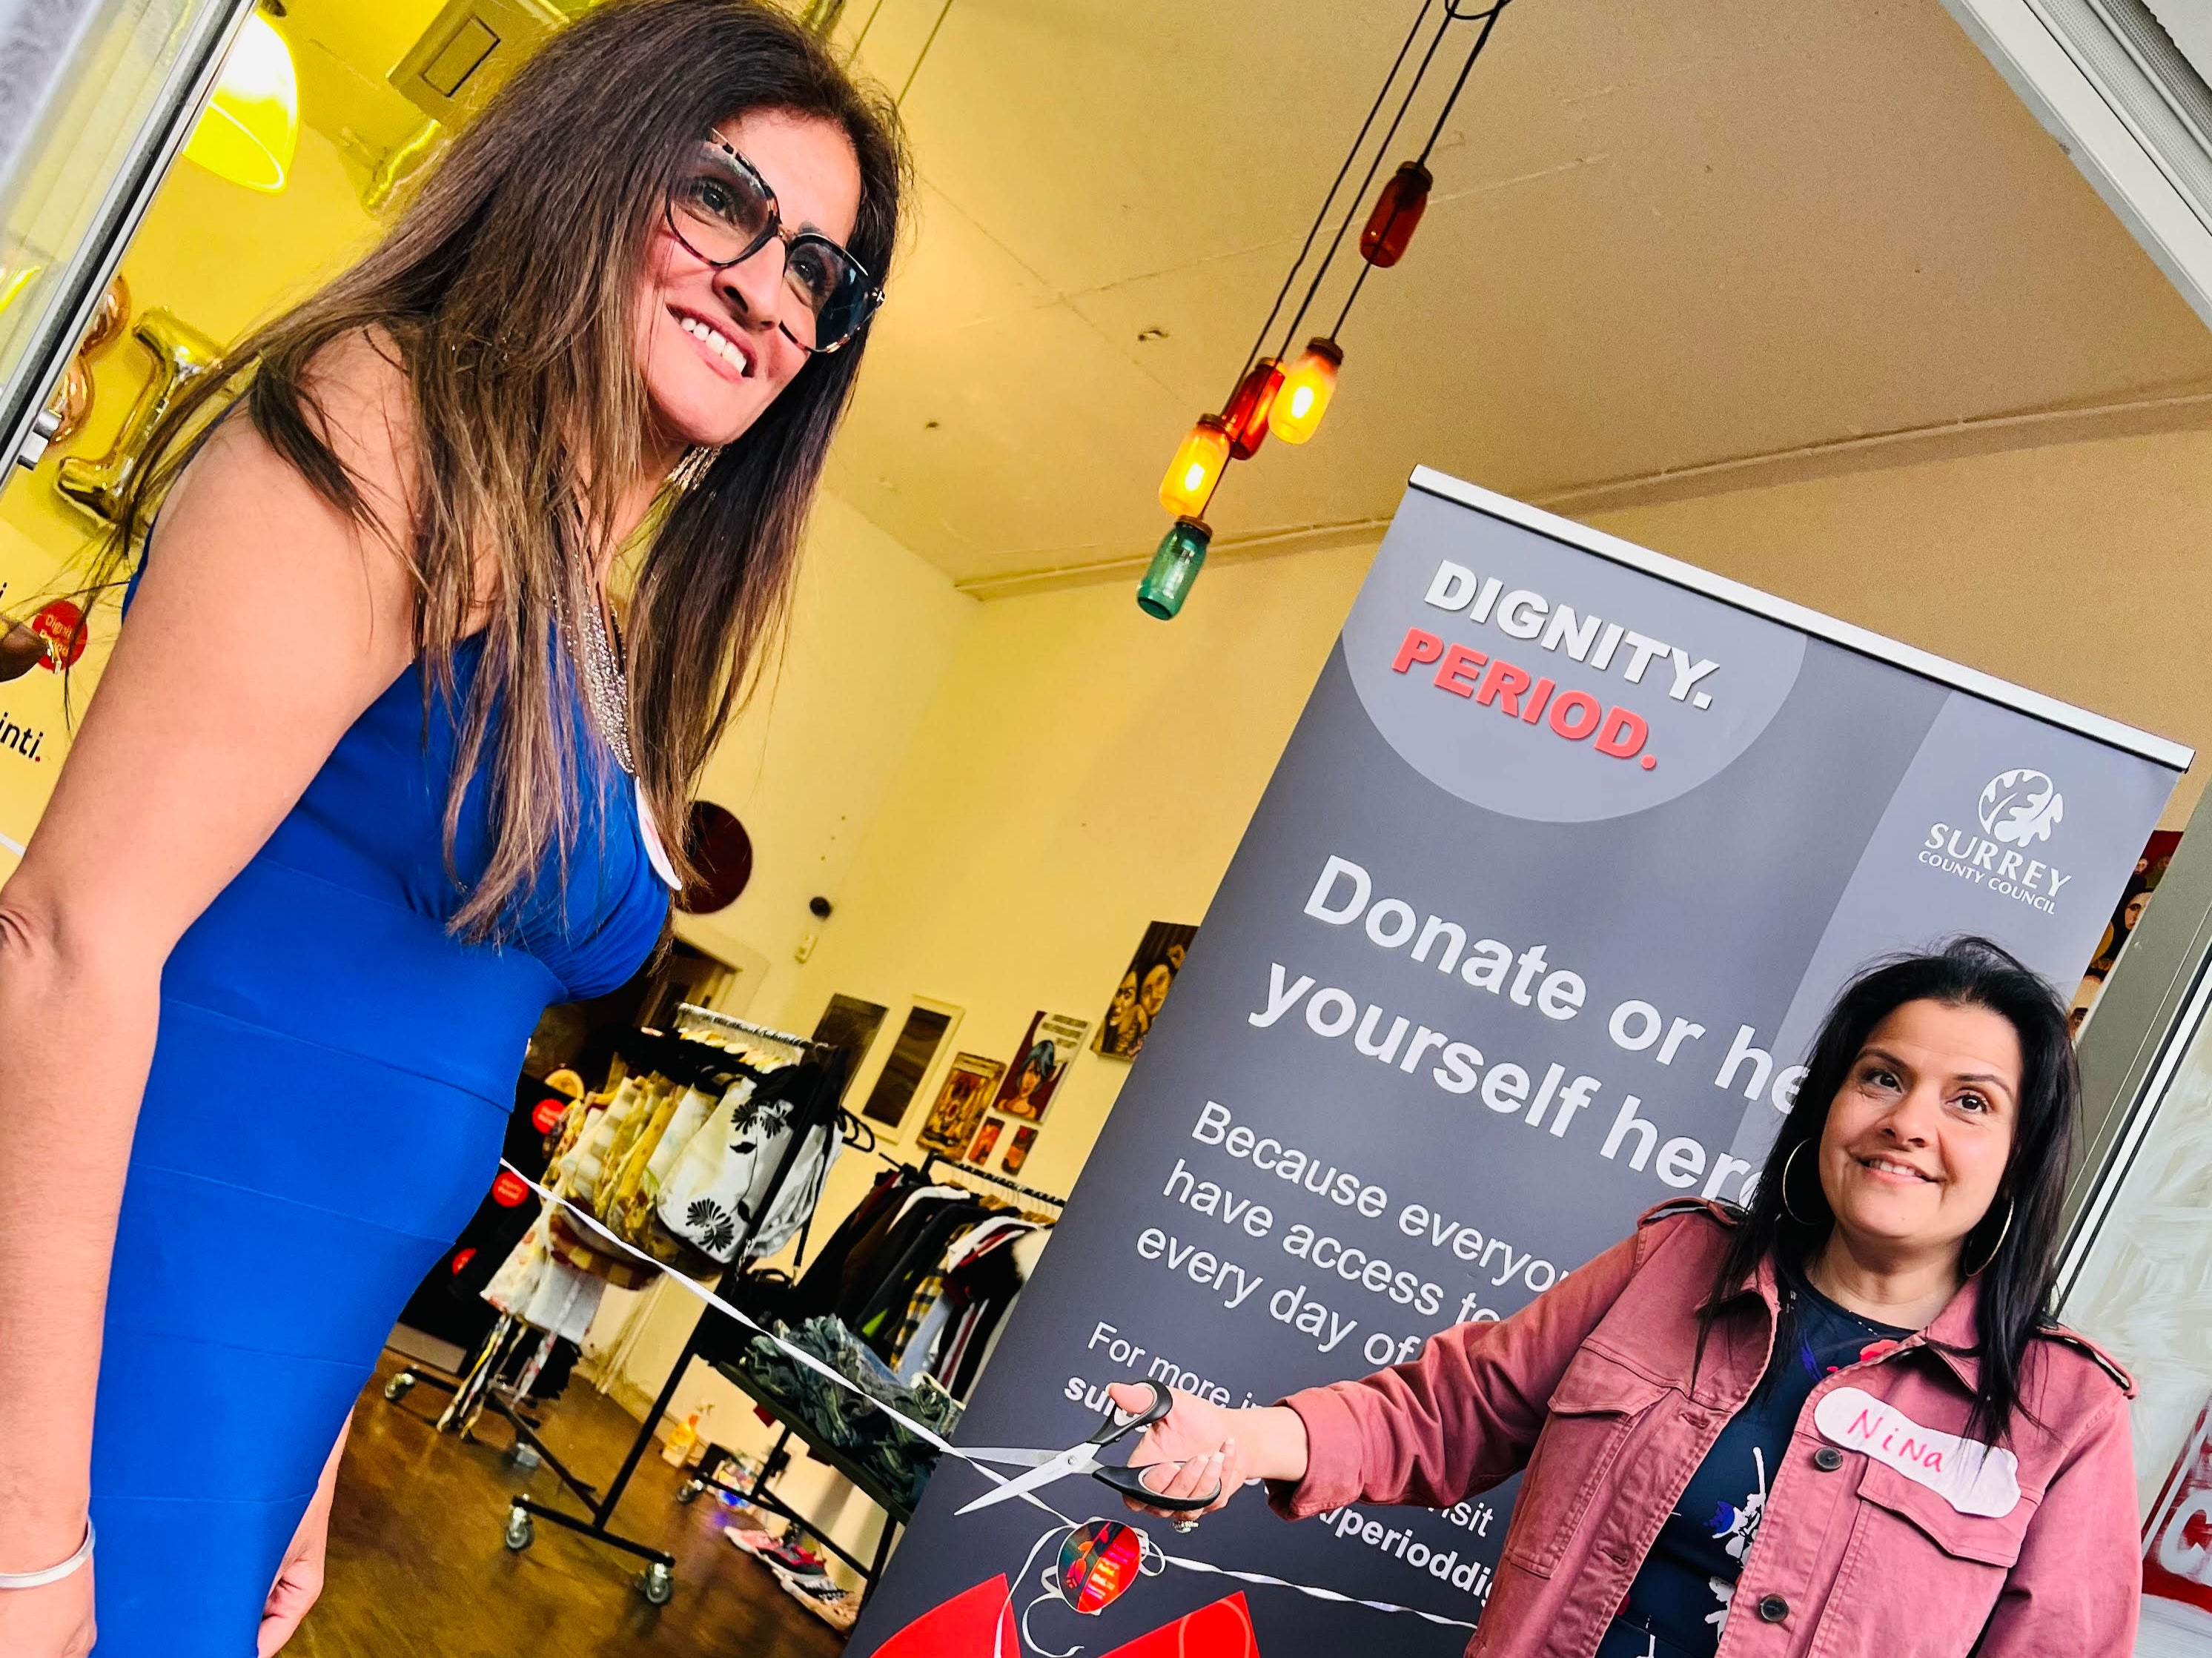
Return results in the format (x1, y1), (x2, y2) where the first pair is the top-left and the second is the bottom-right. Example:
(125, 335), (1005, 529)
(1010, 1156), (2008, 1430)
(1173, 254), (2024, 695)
(810, 993), (890, 1101)
(1096, 921), (1198, 1059)
(967, 1115), (1006, 1165)
(861, 999), (961, 1127)
(1001, 1124), (1037, 1177)
(915, 1052), (1005, 1158)
(993, 1011), (1089, 1123)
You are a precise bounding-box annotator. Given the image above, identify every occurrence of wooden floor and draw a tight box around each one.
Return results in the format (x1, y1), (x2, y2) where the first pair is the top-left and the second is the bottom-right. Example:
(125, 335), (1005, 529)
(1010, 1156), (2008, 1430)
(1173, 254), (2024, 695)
(290, 1352), (850, 1658)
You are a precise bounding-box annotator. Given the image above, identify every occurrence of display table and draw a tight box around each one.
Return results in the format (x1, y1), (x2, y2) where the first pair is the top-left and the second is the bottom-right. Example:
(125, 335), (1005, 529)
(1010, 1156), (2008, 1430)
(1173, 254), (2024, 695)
(706, 1355), (921, 1599)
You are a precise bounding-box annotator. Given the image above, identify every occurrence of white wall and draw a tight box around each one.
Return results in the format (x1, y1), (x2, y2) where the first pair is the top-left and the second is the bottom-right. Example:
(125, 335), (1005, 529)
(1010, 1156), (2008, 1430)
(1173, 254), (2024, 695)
(672, 490), (977, 1012)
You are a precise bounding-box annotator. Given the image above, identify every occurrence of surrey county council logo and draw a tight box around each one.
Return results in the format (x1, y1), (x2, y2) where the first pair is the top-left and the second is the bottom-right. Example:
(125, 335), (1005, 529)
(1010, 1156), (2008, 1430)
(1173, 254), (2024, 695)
(1921, 769), (2073, 915)
(1977, 769), (2064, 847)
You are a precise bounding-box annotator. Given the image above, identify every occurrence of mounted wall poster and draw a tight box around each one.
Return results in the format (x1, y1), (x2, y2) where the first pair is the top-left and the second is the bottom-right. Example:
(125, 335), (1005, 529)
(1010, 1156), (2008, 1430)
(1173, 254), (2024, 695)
(1099, 921), (1200, 1058)
(849, 468), (2191, 1657)
(915, 1052), (1005, 1158)
(993, 1010), (1090, 1123)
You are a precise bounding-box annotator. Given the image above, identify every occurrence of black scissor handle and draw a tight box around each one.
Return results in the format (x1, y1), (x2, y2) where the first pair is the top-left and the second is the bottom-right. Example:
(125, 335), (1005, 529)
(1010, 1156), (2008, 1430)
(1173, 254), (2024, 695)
(1092, 1461), (1222, 1513)
(1089, 1378), (1173, 1445)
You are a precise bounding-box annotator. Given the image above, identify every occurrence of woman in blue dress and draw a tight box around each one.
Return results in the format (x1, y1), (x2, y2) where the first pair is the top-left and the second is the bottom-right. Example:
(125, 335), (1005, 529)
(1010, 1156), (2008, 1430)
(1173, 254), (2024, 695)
(0, 4), (904, 1652)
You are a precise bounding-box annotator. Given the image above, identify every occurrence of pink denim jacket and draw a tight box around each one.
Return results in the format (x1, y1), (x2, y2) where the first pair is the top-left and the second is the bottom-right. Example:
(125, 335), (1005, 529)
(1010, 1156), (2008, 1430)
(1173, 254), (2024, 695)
(1271, 1201), (2139, 1657)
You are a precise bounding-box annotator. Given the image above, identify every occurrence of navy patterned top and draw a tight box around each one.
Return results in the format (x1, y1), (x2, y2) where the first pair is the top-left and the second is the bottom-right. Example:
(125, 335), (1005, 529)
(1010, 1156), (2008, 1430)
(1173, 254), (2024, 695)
(1595, 1261), (1914, 1658)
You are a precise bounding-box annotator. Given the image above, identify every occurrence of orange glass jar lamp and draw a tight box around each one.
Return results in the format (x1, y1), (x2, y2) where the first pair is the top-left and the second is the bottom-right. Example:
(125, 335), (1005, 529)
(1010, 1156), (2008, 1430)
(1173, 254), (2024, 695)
(1360, 161), (1432, 268)
(1222, 357), (1285, 459)
(1159, 414), (1231, 517)
(1270, 339), (1342, 445)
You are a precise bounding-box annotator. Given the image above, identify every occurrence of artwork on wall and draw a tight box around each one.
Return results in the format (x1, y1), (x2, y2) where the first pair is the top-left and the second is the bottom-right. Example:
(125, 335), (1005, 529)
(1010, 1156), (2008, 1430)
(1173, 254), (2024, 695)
(915, 1052), (1005, 1158)
(1096, 921), (1198, 1059)
(967, 1115), (1006, 1165)
(810, 993), (890, 1100)
(861, 1002), (958, 1127)
(2073, 829), (2181, 1037)
(1001, 1124), (1038, 1177)
(993, 1011), (1089, 1123)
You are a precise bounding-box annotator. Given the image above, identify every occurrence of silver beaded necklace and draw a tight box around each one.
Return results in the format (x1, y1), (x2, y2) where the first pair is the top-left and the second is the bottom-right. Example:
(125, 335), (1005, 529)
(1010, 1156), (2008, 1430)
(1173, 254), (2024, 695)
(572, 592), (636, 777)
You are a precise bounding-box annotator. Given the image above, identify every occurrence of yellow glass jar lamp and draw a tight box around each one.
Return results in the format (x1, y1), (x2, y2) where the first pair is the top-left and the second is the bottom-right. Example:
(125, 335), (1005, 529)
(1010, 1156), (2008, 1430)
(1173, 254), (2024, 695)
(183, 13), (299, 193)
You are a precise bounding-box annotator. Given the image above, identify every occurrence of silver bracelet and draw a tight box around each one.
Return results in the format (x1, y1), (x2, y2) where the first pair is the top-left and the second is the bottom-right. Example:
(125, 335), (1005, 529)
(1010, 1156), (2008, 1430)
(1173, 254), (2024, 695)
(0, 1520), (94, 1590)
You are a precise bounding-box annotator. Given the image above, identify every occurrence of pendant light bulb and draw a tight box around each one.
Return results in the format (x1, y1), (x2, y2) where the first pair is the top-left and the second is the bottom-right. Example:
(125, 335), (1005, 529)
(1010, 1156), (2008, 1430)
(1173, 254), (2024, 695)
(183, 12), (299, 193)
(1159, 415), (1231, 517)
(1136, 517), (1211, 621)
(1271, 339), (1342, 445)
(1360, 161), (1433, 268)
(1222, 357), (1285, 460)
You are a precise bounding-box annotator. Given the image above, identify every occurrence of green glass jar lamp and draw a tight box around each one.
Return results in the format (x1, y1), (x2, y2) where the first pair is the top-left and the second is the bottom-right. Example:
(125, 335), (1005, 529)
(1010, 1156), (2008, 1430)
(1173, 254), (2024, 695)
(1136, 517), (1212, 620)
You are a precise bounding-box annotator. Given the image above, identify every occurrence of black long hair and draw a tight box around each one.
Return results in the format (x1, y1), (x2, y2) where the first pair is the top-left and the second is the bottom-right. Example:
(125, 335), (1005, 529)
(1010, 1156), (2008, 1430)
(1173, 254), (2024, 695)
(1703, 937), (2079, 1444)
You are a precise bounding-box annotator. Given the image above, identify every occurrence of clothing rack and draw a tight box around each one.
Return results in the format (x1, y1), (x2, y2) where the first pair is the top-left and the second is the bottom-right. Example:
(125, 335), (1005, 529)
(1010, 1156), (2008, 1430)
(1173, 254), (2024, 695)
(498, 1023), (844, 1602)
(917, 1149), (1067, 1211)
(669, 1003), (817, 1051)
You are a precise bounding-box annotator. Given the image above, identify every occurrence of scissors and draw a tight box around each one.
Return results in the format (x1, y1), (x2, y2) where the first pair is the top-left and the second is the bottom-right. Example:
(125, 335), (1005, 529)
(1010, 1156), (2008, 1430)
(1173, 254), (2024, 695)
(956, 1380), (1222, 1516)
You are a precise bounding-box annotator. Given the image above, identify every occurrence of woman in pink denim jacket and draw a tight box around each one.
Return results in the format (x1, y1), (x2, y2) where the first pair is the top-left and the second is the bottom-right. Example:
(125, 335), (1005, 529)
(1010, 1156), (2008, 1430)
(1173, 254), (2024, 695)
(1116, 938), (2139, 1657)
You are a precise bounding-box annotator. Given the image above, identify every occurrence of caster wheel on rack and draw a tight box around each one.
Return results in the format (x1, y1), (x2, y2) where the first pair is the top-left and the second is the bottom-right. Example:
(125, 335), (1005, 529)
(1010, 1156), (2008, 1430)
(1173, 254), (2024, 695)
(675, 1480), (702, 1505)
(639, 1562), (675, 1605)
(383, 1371), (417, 1403)
(503, 1508), (534, 1552)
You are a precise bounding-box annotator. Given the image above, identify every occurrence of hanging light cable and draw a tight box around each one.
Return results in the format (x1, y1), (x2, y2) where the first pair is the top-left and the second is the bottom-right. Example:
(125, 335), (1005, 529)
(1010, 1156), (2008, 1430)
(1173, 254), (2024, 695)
(1331, 0), (1511, 336)
(1226, 1), (1437, 391)
(1266, 4), (1461, 370)
(1137, 0), (1516, 617)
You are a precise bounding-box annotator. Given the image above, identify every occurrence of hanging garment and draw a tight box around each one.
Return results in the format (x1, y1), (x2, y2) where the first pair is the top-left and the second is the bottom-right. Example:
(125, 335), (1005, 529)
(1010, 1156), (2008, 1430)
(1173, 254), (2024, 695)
(652, 1059), (844, 1263)
(482, 1214), (607, 1344)
(963, 1225), (1051, 1389)
(611, 1080), (724, 1241)
(847, 1197), (990, 1358)
(936, 1223), (1051, 1399)
(890, 1216), (1039, 1384)
(831, 1187), (969, 1324)
(560, 1075), (648, 1208)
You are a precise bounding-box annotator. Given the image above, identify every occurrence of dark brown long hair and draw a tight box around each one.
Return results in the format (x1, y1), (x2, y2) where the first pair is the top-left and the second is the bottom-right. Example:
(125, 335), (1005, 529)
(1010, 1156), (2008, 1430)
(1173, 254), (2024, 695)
(87, 0), (907, 935)
(1702, 938), (2080, 1444)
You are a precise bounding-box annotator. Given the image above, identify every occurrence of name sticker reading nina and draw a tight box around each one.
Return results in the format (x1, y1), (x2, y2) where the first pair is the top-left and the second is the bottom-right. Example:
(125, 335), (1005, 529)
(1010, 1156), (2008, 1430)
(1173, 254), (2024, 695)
(1814, 1386), (2021, 1518)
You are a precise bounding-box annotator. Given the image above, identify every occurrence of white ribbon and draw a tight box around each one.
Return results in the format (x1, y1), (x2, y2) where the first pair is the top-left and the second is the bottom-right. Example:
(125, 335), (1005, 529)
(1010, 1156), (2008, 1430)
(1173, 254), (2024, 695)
(497, 1161), (1477, 1634)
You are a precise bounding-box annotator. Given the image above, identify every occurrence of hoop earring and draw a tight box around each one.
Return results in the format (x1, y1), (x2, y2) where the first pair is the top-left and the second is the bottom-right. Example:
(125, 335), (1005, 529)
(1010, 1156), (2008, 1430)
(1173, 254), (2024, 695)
(1780, 1141), (1824, 1227)
(1966, 1196), (2015, 1277)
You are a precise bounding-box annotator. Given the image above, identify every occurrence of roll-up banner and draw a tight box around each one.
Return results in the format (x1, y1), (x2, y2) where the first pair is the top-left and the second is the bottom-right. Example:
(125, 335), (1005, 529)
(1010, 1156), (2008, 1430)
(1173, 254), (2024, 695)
(851, 468), (2191, 1657)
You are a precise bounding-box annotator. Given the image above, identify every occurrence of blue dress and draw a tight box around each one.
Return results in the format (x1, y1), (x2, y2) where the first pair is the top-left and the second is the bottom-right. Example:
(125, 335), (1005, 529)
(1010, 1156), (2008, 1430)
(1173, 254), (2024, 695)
(85, 626), (669, 1654)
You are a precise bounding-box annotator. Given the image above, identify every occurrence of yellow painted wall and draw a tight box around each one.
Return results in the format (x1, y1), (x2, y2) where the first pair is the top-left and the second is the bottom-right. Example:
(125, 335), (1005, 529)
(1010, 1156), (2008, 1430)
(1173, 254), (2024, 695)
(1585, 425), (2212, 830)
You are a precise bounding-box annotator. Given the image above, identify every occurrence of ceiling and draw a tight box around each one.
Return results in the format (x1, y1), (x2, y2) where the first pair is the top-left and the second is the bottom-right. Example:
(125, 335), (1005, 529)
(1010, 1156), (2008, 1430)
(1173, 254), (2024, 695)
(818, 0), (2212, 586)
(274, 0), (2212, 590)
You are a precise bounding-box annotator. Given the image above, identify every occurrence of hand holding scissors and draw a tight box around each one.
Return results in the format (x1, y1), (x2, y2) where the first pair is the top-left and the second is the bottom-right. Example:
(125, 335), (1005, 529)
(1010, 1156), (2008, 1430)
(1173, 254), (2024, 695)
(1108, 1383), (1249, 1527)
(956, 1380), (1227, 1519)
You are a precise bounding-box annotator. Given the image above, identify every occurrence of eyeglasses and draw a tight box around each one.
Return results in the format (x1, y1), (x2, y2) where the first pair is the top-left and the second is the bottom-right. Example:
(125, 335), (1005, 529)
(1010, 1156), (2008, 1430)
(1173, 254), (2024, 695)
(664, 134), (881, 355)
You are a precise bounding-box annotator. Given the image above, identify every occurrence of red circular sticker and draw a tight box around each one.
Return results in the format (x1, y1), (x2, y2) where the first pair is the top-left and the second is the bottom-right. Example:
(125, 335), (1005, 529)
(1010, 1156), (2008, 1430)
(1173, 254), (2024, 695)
(1057, 1521), (1143, 1615)
(449, 1247), (477, 1275)
(28, 601), (85, 672)
(491, 1170), (529, 1207)
(532, 1097), (566, 1133)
